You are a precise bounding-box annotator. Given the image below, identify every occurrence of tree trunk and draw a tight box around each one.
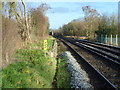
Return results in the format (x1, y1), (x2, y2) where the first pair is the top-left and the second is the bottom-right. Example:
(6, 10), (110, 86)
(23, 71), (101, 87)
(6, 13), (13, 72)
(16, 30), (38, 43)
(21, 0), (30, 41)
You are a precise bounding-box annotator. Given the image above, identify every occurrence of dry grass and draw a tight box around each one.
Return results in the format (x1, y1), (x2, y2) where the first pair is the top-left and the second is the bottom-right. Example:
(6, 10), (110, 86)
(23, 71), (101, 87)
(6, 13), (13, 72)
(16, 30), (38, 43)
(2, 18), (23, 68)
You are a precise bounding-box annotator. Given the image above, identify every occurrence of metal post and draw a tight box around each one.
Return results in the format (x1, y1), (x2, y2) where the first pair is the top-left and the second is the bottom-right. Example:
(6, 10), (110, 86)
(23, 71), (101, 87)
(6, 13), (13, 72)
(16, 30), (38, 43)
(101, 34), (103, 43)
(110, 34), (112, 45)
(115, 34), (118, 46)
(105, 35), (107, 44)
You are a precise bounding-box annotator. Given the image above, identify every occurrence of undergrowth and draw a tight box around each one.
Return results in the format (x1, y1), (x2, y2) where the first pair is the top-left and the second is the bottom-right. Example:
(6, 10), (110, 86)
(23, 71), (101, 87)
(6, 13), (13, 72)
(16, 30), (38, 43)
(56, 56), (71, 88)
(1, 37), (56, 88)
(55, 40), (71, 88)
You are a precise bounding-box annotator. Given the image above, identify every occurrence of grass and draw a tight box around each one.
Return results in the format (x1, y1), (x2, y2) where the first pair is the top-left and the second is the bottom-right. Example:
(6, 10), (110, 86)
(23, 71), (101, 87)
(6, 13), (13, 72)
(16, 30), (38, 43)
(1, 37), (57, 88)
(56, 56), (71, 88)
(55, 39), (71, 88)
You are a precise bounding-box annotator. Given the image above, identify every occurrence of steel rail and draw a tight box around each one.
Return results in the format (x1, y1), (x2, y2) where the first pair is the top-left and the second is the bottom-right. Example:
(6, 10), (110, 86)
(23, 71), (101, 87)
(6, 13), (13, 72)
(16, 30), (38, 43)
(59, 38), (118, 90)
(63, 37), (120, 66)
(75, 39), (120, 53)
(77, 41), (120, 56)
(76, 42), (120, 63)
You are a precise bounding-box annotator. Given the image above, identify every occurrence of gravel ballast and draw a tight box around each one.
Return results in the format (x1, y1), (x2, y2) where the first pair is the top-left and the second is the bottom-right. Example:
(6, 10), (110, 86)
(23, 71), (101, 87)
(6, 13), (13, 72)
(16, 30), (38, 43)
(62, 51), (93, 89)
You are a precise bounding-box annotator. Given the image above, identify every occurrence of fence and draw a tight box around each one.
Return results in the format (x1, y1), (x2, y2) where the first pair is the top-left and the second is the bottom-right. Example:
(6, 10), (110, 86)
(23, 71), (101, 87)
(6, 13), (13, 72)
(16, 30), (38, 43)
(96, 34), (120, 47)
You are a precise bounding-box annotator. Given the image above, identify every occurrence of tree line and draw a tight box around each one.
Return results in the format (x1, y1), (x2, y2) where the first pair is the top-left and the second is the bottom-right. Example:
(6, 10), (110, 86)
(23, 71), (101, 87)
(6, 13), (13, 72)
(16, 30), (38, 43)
(55, 6), (118, 40)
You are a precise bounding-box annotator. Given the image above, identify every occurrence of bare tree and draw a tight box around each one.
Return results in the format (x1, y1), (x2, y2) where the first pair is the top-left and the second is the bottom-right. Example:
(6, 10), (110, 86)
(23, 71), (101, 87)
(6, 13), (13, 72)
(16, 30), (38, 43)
(30, 3), (50, 38)
(82, 6), (100, 39)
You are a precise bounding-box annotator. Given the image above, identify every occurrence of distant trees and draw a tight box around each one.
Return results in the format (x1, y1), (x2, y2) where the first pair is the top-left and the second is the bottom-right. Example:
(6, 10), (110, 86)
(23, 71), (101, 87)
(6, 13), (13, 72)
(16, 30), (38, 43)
(61, 19), (86, 37)
(82, 6), (100, 39)
(58, 6), (118, 40)
(96, 14), (118, 36)
(57, 6), (101, 39)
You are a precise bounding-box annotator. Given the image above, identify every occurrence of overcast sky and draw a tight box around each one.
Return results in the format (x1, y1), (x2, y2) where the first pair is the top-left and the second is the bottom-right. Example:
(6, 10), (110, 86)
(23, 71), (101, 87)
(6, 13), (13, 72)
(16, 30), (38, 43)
(26, 1), (118, 29)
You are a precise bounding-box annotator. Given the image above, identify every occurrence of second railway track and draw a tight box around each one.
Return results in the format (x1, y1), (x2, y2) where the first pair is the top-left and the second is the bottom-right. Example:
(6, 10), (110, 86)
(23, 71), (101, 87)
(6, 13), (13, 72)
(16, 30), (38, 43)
(57, 37), (120, 90)
(64, 37), (120, 65)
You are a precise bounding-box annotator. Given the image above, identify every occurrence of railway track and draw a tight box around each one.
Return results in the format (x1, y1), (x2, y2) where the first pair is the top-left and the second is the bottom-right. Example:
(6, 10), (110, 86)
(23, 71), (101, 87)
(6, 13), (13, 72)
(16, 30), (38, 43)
(57, 37), (120, 90)
(63, 37), (120, 66)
